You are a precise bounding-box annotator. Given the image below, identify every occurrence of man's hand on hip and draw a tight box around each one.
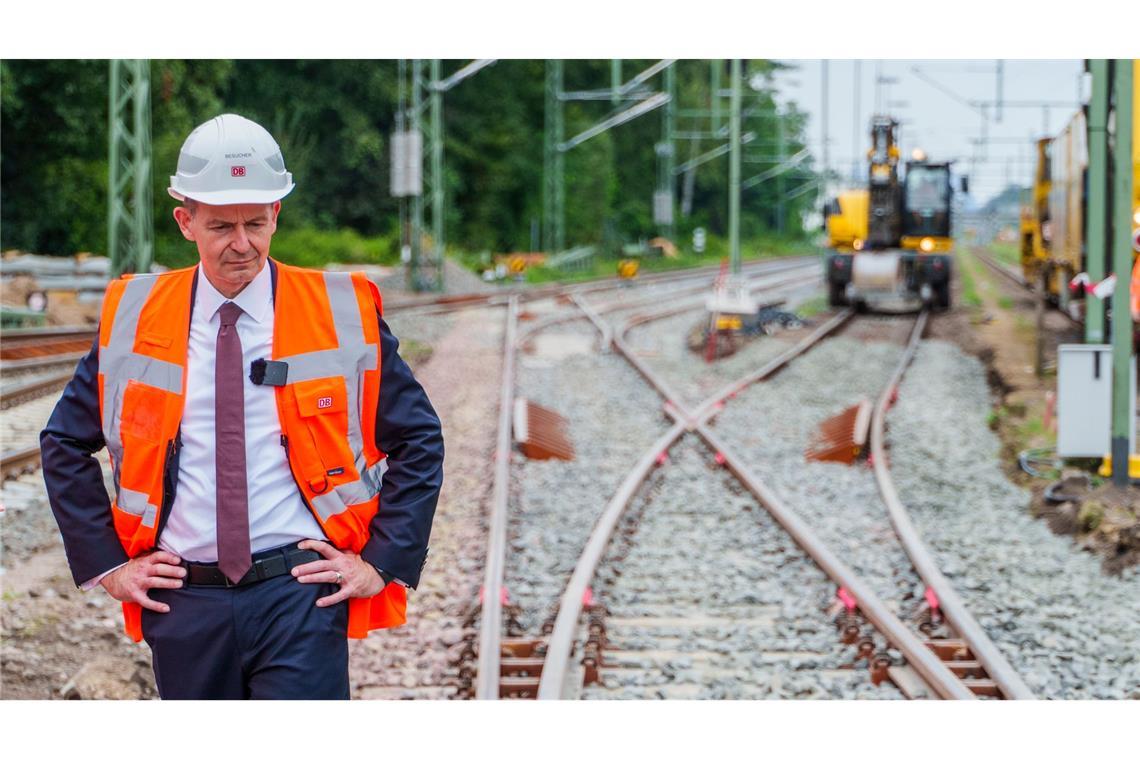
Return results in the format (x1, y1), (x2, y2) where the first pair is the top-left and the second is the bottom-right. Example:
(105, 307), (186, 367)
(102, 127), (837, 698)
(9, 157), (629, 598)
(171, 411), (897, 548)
(99, 551), (186, 613)
(293, 540), (386, 607)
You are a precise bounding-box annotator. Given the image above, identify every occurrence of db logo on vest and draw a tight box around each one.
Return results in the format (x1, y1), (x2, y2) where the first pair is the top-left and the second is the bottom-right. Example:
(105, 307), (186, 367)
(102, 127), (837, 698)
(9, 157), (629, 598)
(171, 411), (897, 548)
(231, 166), (246, 177)
(318, 397), (333, 409)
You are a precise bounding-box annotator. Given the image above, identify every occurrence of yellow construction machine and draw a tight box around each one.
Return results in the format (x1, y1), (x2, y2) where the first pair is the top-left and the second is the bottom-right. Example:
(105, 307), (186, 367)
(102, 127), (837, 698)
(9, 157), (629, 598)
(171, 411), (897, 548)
(824, 116), (957, 310)
(823, 190), (868, 253)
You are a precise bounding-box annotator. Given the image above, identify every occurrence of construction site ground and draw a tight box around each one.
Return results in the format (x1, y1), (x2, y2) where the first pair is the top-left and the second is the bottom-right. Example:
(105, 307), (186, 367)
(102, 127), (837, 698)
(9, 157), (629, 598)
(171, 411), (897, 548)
(933, 246), (1139, 575)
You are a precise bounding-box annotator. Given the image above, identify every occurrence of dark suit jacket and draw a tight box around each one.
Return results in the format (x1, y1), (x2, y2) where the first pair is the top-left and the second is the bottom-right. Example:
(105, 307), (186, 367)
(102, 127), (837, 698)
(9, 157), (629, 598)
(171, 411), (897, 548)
(40, 262), (444, 590)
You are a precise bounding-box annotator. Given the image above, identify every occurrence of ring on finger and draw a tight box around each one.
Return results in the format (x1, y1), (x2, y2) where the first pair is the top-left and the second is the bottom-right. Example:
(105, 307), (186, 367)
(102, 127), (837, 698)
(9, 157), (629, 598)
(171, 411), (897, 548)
(334, 571), (344, 584)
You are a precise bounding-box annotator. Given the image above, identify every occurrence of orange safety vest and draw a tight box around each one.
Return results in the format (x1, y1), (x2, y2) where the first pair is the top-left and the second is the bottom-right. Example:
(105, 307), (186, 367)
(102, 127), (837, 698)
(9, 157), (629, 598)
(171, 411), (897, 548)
(97, 259), (406, 642)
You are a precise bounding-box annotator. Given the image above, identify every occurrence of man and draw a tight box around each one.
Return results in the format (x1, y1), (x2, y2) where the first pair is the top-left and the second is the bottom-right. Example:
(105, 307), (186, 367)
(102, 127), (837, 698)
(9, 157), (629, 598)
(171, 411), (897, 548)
(40, 113), (444, 699)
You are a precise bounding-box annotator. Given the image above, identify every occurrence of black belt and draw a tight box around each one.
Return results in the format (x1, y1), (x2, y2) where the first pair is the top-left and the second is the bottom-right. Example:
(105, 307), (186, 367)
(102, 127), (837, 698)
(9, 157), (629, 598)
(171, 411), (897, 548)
(183, 544), (322, 587)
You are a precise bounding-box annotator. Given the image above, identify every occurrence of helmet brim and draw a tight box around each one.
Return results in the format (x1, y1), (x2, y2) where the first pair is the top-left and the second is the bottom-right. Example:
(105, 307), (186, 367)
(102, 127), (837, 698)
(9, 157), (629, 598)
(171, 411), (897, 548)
(167, 183), (295, 206)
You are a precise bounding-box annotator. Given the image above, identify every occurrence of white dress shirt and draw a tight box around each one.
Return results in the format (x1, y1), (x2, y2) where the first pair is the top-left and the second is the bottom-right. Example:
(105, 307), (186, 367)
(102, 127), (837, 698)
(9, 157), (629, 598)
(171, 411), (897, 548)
(83, 262), (323, 588)
(160, 261), (323, 561)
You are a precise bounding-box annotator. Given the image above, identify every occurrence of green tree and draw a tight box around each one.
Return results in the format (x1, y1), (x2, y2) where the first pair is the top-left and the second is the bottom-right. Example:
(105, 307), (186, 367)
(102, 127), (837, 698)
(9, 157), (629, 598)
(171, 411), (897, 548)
(1, 59), (820, 265)
(1, 60), (108, 254)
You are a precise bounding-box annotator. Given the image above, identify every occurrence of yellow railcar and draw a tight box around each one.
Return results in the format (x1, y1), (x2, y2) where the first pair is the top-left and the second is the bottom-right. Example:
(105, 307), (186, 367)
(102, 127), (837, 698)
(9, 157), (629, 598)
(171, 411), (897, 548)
(1021, 60), (1140, 305)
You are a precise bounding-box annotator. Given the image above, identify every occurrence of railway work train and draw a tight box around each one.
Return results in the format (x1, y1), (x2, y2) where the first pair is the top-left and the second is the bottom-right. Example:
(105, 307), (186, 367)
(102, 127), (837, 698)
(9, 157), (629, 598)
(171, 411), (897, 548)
(823, 116), (957, 311)
(1019, 59), (1140, 321)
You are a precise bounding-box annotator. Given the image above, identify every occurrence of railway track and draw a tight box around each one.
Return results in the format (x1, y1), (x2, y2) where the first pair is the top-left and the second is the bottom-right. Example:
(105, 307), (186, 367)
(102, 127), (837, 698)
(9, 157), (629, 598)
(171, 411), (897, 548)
(556, 307), (1029, 699)
(866, 312), (1034, 698)
(1, 370), (76, 410)
(1, 390), (66, 481)
(1, 327), (97, 361)
(471, 263), (1033, 699)
(385, 256), (814, 317)
(1, 444), (42, 481)
(974, 249), (1082, 327)
(472, 258), (824, 699)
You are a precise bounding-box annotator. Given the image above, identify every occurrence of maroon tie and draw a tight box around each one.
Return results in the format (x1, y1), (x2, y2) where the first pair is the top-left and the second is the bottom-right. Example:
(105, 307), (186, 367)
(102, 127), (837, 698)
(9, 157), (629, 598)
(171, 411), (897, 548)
(215, 301), (251, 584)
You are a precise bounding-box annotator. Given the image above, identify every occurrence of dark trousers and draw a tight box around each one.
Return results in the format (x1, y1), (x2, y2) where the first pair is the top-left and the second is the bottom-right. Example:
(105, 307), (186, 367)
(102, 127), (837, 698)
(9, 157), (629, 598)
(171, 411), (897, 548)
(141, 552), (349, 700)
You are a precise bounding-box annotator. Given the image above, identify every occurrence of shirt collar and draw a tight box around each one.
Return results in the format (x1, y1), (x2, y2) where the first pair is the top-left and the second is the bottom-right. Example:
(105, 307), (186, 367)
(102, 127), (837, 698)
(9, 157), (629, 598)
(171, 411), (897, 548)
(195, 261), (272, 324)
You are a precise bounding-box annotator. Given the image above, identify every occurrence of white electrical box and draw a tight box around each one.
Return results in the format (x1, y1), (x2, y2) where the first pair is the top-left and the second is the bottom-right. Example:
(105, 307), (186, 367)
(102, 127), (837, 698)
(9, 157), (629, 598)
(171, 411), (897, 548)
(1057, 344), (1136, 457)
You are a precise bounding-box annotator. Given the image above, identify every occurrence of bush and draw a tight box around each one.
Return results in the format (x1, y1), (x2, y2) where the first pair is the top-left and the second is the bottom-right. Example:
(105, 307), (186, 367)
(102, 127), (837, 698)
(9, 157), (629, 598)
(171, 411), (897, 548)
(268, 227), (400, 269)
(157, 226), (401, 271)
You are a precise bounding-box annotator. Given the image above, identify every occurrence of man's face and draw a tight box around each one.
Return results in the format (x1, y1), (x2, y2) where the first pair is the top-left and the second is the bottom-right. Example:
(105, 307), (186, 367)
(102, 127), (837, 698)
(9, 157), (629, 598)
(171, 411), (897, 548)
(173, 201), (280, 296)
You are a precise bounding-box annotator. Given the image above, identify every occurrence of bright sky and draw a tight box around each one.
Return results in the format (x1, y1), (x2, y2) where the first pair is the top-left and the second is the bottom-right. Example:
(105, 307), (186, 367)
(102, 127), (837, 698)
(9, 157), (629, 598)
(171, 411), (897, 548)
(769, 60), (1085, 205)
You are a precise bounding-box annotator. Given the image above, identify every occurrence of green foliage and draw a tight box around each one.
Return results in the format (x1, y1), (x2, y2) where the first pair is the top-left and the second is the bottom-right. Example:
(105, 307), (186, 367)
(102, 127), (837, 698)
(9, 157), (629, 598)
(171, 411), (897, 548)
(2, 59), (821, 268)
(158, 226), (400, 271)
(1078, 500), (1104, 532)
(267, 227), (400, 269)
(1, 60), (109, 254)
(398, 339), (434, 371)
(988, 241), (1021, 268)
(958, 251), (984, 308)
(796, 295), (829, 318)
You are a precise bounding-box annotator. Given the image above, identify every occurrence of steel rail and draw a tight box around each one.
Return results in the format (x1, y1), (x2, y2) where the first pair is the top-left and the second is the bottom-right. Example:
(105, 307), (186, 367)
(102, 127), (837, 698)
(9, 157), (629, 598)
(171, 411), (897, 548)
(536, 306), (845, 699)
(0, 326), (98, 341)
(534, 419), (687, 699)
(973, 250), (1081, 328)
(573, 259), (820, 350)
(392, 252), (820, 319)
(515, 257), (819, 342)
(974, 251), (1027, 289)
(489, 264), (816, 698)
(542, 300), (989, 697)
(1, 352), (88, 377)
(454, 256), (807, 698)
(475, 296), (520, 699)
(1, 445), (42, 481)
(868, 311), (1036, 699)
(691, 422), (973, 700)
(538, 299), (976, 698)
(579, 270), (820, 407)
(0, 331), (97, 362)
(1, 370), (75, 410)
(689, 309), (853, 422)
(474, 262), (815, 697)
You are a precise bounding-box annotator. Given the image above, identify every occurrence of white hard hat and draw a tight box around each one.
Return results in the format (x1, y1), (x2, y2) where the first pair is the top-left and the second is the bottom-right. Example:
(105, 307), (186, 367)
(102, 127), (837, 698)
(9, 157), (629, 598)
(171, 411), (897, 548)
(168, 113), (295, 205)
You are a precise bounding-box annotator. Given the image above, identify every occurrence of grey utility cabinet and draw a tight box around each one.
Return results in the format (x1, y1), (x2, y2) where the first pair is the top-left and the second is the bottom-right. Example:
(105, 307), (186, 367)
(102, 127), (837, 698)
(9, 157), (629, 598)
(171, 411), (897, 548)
(1057, 344), (1136, 457)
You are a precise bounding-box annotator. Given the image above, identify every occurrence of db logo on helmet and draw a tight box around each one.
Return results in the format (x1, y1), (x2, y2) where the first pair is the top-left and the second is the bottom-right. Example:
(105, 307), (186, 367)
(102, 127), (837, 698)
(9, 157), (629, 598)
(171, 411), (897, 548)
(231, 166), (246, 177)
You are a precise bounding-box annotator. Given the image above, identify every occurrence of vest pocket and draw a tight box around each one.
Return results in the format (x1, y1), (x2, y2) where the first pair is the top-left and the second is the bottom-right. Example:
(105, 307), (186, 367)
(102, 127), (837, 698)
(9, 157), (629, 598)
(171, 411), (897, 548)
(291, 378), (358, 487)
(120, 379), (167, 442)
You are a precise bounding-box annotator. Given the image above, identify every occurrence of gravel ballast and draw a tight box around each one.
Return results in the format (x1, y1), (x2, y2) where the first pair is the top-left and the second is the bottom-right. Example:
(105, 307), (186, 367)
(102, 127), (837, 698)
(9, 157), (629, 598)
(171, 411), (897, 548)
(507, 322), (673, 635)
(622, 283), (820, 410)
(581, 440), (902, 699)
(708, 328), (928, 616)
(888, 339), (1140, 699)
